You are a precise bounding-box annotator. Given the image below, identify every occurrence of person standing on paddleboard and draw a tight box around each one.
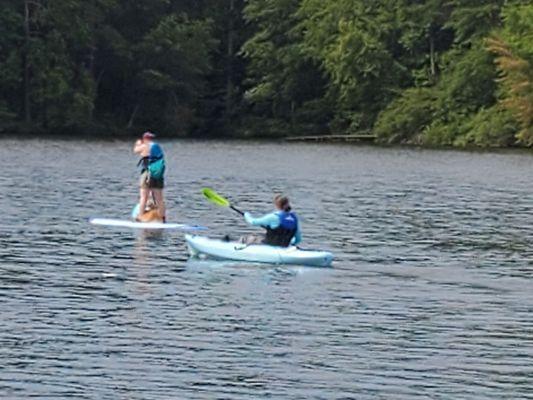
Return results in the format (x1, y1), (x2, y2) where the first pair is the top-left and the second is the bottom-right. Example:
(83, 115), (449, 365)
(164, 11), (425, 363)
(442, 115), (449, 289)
(133, 131), (166, 222)
(242, 195), (301, 246)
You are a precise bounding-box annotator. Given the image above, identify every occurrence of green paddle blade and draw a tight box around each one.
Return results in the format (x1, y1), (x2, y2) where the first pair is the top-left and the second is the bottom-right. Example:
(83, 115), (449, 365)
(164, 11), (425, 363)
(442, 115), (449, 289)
(202, 188), (230, 207)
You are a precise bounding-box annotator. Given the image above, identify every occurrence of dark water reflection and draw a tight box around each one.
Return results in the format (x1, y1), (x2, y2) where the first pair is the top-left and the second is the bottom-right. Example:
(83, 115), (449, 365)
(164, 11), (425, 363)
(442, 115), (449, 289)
(1, 139), (532, 399)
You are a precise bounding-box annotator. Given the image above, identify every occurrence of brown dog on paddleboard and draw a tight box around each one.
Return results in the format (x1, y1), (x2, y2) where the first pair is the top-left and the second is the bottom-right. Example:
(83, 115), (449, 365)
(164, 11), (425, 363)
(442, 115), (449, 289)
(136, 200), (165, 223)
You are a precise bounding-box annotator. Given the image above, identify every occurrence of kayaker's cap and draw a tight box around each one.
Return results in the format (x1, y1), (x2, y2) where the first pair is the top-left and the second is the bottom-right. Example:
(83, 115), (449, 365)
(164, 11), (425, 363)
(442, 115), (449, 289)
(142, 131), (156, 140)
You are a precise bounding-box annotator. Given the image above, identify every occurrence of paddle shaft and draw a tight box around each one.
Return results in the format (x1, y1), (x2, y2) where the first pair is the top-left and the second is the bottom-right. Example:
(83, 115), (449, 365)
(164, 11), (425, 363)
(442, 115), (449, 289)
(230, 205), (244, 216)
(202, 188), (244, 216)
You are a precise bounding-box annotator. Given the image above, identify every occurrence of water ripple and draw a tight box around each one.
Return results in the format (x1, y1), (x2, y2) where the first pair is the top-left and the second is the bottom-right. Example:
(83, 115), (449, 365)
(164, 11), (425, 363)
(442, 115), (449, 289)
(1, 140), (532, 399)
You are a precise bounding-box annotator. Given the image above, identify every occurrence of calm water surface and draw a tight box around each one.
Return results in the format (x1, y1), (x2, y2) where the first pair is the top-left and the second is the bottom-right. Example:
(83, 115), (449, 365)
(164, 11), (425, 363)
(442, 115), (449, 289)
(1, 139), (532, 399)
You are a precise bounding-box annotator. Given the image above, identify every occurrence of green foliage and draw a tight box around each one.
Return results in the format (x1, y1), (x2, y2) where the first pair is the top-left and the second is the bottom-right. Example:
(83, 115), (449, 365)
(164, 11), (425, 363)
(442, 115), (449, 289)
(299, 0), (407, 130)
(437, 43), (497, 112)
(487, 3), (533, 146)
(421, 115), (465, 146)
(422, 106), (517, 148)
(0, 0), (530, 147)
(499, 2), (533, 59)
(0, 2), (23, 122)
(445, 0), (504, 44)
(455, 107), (518, 147)
(374, 88), (437, 144)
(133, 14), (217, 133)
(240, 0), (327, 135)
(375, 41), (498, 146)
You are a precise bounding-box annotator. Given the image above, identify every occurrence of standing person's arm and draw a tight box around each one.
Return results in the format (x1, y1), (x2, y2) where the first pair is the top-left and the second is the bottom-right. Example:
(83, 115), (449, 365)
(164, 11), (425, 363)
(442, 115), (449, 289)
(133, 139), (149, 155)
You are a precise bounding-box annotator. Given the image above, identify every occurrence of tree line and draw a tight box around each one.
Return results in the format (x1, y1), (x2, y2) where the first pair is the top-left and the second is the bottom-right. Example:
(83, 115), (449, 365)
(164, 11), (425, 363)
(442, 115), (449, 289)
(0, 0), (532, 147)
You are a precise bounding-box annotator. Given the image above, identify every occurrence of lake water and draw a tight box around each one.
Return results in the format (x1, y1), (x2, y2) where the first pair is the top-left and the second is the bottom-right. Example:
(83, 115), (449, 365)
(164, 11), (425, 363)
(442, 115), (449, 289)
(1, 139), (532, 399)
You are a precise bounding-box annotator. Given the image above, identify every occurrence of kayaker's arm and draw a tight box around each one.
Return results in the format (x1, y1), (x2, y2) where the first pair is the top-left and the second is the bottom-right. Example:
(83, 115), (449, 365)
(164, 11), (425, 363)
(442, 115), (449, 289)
(244, 212), (279, 229)
(291, 223), (302, 246)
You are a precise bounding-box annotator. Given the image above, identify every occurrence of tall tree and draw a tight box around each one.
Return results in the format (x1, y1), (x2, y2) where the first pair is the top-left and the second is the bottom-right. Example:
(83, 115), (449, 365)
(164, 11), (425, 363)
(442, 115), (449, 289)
(241, 0), (327, 135)
(0, 0), (24, 123)
(298, 0), (407, 132)
(487, 3), (533, 145)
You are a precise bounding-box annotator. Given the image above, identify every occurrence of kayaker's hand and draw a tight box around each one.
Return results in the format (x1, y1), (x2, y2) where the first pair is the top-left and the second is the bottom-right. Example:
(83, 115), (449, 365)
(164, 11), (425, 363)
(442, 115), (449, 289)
(244, 212), (253, 224)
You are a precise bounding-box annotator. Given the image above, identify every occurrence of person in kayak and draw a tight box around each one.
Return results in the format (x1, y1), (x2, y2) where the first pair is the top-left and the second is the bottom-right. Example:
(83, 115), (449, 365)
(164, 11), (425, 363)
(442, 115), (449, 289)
(242, 195), (301, 247)
(133, 131), (166, 222)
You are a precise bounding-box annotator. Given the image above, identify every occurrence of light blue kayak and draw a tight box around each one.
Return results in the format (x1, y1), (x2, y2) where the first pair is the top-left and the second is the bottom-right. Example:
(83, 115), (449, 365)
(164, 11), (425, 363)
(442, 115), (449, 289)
(185, 234), (333, 267)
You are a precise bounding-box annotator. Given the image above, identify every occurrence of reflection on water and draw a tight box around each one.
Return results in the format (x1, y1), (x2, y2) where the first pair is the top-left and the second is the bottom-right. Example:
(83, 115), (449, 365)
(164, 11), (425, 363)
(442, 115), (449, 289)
(0, 139), (532, 399)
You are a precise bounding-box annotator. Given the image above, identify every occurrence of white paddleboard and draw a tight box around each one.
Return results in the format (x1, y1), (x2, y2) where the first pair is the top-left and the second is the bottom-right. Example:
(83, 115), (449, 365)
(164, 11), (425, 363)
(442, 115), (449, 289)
(89, 218), (207, 231)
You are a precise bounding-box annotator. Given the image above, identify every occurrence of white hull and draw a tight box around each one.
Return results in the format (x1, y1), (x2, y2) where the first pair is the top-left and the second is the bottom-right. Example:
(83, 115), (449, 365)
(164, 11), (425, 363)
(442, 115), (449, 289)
(90, 218), (206, 231)
(185, 235), (333, 267)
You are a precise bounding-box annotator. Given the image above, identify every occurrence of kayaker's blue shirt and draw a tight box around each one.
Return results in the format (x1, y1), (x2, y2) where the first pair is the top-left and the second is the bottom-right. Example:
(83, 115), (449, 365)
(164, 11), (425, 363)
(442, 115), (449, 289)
(244, 210), (302, 245)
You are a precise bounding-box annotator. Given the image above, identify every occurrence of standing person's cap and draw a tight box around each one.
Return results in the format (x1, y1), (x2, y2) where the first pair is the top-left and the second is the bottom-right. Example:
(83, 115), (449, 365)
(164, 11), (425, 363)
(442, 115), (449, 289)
(142, 131), (156, 140)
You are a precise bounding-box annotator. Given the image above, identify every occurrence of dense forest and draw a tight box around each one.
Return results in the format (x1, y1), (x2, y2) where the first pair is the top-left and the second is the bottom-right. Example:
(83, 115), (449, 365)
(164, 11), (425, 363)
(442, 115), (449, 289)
(0, 0), (532, 147)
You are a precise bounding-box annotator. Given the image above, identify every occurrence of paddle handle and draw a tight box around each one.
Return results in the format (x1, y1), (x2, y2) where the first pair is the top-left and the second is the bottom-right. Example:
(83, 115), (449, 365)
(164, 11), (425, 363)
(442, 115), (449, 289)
(230, 205), (244, 216)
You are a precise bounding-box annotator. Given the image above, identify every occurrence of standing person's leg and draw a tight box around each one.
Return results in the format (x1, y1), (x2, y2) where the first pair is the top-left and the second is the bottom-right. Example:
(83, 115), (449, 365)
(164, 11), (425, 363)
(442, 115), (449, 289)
(138, 188), (149, 217)
(138, 171), (150, 217)
(152, 189), (166, 221)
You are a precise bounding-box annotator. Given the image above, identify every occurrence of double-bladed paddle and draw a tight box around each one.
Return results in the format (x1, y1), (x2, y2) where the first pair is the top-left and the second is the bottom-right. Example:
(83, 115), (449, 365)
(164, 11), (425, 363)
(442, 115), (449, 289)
(202, 188), (244, 216)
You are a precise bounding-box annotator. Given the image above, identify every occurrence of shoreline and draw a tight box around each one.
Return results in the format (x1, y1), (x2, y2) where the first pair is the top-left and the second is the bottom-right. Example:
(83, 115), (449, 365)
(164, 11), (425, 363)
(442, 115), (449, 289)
(1, 121), (530, 151)
(0, 131), (531, 155)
